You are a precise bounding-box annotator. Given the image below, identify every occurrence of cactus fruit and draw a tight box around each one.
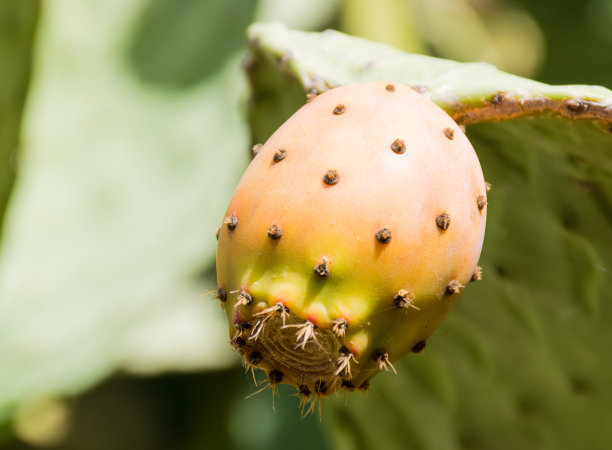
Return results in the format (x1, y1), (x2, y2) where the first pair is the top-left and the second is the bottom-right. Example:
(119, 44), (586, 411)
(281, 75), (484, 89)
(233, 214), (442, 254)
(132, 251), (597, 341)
(215, 81), (487, 402)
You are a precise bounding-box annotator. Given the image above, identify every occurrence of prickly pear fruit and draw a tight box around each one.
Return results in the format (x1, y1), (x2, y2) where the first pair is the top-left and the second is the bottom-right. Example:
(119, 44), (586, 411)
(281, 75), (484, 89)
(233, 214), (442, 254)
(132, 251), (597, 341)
(216, 81), (486, 402)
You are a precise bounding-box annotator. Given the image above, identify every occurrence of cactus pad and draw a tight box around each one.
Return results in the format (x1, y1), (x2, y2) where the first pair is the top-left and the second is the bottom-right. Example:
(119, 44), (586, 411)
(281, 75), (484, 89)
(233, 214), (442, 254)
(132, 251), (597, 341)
(244, 22), (612, 448)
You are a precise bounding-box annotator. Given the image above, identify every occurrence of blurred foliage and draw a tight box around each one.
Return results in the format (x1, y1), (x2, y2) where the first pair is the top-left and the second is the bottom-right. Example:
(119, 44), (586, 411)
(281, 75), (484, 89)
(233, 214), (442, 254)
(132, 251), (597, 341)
(256, 0), (340, 31)
(340, 0), (612, 86)
(516, 0), (612, 86)
(0, 0), (38, 235)
(3, 369), (327, 450)
(127, 0), (256, 88)
(341, 0), (545, 77)
(1, 0), (612, 449)
(0, 0), (249, 423)
(340, 0), (425, 54)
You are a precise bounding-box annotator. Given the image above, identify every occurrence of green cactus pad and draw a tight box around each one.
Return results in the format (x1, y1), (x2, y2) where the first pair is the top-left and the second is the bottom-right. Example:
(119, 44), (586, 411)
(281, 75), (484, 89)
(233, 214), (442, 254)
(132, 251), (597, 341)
(246, 23), (612, 449)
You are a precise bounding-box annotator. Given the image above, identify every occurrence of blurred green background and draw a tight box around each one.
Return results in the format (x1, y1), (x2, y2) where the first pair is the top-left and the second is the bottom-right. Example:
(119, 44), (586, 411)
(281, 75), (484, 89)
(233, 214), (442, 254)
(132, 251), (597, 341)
(1, 0), (611, 449)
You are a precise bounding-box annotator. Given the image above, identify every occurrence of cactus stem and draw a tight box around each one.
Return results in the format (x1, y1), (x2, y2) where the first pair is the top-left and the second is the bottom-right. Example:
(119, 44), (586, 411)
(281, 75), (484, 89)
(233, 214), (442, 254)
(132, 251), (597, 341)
(390, 138), (406, 154)
(436, 213), (451, 230)
(224, 214), (238, 231)
(332, 318), (348, 337)
(333, 104), (346, 115)
(323, 170), (339, 186)
(443, 127), (455, 140)
(375, 227), (392, 243)
(374, 350), (397, 374)
(314, 256), (331, 277)
(335, 347), (358, 378)
(273, 148), (287, 163)
(267, 224), (283, 240)
(445, 280), (464, 295)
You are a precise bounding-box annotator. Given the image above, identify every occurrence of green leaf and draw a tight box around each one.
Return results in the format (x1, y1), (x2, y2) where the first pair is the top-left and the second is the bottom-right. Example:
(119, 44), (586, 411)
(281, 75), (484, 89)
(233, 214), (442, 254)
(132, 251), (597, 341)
(247, 23), (612, 450)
